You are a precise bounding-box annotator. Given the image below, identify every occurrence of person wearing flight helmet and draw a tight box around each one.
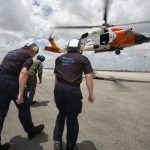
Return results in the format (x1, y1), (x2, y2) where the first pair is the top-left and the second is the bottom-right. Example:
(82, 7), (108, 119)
(53, 39), (95, 150)
(26, 55), (45, 105)
(0, 43), (44, 150)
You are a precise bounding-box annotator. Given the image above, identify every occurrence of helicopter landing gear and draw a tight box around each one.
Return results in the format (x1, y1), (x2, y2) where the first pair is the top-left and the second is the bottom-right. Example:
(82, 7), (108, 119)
(115, 49), (120, 55)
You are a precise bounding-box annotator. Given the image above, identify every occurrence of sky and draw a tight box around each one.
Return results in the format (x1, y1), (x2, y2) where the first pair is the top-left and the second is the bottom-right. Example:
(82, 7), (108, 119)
(0, 0), (150, 71)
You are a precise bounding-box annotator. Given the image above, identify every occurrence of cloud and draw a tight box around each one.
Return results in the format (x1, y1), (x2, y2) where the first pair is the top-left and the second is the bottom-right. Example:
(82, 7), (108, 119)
(0, 0), (150, 71)
(0, 0), (33, 32)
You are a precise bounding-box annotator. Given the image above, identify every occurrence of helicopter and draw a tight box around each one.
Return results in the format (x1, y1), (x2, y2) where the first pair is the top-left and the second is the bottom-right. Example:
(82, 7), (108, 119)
(49, 0), (150, 55)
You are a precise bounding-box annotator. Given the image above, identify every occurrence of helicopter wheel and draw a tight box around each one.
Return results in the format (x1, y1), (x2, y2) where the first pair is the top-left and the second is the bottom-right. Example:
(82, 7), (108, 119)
(115, 50), (120, 55)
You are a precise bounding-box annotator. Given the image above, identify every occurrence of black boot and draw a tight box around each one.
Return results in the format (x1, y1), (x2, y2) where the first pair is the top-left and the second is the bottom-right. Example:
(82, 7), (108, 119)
(54, 141), (63, 150)
(0, 143), (10, 150)
(28, 124), (44, 139)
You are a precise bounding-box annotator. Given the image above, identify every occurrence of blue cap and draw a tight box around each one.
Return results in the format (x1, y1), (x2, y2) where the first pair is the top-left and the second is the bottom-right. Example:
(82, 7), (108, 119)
(37, 55), (45, 62)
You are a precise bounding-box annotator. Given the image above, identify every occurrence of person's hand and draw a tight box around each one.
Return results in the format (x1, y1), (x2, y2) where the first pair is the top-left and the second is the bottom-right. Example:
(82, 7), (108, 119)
(16, 95), (24, 105)
(88, 95), (95, 103)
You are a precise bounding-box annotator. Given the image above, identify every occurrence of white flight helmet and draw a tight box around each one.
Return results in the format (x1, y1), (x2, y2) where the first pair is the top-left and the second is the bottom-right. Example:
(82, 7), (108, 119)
(67, 39), (80, 52)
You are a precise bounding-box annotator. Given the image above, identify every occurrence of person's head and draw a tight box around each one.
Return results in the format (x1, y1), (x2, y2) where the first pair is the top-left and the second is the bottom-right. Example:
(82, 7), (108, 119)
(37, 55), (45, 62)
(23, 43), (39, 57)
(67, 39), (80, 53)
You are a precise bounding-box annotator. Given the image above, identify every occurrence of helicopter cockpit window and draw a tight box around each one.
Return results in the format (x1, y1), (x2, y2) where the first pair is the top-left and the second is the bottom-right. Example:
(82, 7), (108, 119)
(100, 33), (109, 45)
(81, 33), (88, 39)
(124, 29), (132, 35)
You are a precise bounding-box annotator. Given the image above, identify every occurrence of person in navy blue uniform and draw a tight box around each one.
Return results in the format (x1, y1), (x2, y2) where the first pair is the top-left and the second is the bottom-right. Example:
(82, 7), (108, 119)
(0, 43), (44, 150)
(53, 39), (95, 150)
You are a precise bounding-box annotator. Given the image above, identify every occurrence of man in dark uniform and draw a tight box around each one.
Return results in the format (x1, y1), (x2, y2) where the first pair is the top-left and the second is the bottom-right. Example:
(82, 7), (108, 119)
(0, 43), (44, 150)
(53, 39), (95, 150)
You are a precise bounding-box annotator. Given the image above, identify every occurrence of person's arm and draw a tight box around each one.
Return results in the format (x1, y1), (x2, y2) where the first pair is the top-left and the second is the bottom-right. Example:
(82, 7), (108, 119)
(85, 73), (95, 103)
(55, 76), (58, 87)
(38, 63), (43, 84)
(16, 67), (29, 104)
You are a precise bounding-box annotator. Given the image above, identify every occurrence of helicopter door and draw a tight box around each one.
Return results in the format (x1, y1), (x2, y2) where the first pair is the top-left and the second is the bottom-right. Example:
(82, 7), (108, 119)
(100, 33), (109, 45)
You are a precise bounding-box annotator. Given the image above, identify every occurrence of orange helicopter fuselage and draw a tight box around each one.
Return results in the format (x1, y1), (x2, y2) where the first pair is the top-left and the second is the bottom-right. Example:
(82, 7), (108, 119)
(111, 27), (136, 49)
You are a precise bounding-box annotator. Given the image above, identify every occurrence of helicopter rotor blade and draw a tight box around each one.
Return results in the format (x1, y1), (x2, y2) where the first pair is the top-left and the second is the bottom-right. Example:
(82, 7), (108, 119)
(52, 25), (101, 29)
(103, 0), (111, 25)
(113, 20), (150, 26)
(104, 0), (108, 25)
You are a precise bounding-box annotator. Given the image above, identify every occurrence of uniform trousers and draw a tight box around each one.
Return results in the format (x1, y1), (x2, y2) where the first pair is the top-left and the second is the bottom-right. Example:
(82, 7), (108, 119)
(0, 73), (35, 137)
(26, 74), (37, 102)
(53, 82), (82, 147)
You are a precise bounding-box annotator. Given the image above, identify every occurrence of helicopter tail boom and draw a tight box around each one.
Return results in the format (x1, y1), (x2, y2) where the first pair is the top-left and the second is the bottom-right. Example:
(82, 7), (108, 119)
(44, 37), (60, 53)
(135, 33), (150, 45)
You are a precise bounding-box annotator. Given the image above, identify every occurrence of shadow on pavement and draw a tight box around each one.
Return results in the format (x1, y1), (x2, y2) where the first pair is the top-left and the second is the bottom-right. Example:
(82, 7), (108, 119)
(77, 140), (97, 150)
(30, 100), (50, 107)
(111, 79), (131, 91)
(95, 76), (150, 83)
(9, 132), (48, 150)
(61, 140), (97, 150)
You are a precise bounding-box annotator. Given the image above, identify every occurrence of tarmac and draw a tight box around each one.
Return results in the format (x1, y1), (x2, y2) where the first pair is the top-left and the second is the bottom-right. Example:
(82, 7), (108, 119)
(2, 69), (150, 150)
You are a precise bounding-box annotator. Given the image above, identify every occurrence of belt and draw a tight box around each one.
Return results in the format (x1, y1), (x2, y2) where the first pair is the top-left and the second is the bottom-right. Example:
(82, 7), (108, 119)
(58, 80), (80, 87)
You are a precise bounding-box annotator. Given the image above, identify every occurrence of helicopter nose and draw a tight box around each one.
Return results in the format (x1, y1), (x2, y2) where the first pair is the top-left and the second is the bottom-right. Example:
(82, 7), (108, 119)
(135, 33), (150, 44)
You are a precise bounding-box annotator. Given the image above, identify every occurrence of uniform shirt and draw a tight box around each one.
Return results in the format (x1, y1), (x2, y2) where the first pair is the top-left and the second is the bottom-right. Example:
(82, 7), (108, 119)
(0, 48), (33, 77)
(54, 52), (93, 84)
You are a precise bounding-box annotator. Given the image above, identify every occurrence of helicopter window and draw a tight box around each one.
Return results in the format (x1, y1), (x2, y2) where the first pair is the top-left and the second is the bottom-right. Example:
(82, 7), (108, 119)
(81, 33), (88, 39)
(100, 33), (109, 45)
(124, 29), (132, 35)
(93, 45), (99, 49)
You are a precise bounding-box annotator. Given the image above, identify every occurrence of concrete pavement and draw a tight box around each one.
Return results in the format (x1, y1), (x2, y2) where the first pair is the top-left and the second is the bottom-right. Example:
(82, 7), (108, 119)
(2, 69), (150, 150)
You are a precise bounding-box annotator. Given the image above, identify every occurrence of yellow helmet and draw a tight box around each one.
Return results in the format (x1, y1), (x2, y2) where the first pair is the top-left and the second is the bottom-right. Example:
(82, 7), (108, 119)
(24, 43), (39, 53)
